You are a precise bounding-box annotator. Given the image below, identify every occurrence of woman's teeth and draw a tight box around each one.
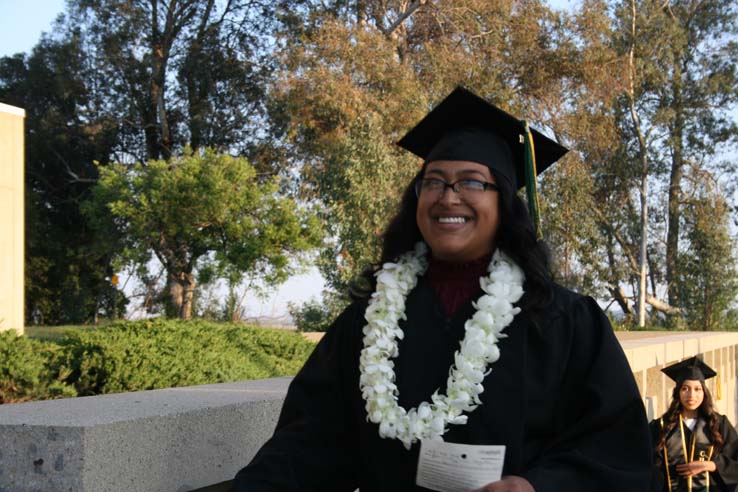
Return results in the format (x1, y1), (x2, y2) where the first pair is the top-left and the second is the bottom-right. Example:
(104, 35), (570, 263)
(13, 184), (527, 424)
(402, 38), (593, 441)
(438, 217), (467, 224)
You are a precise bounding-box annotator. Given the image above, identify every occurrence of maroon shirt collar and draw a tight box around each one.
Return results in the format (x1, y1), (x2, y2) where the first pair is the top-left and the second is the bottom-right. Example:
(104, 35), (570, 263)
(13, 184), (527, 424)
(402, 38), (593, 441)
(427, 254), (491, 316)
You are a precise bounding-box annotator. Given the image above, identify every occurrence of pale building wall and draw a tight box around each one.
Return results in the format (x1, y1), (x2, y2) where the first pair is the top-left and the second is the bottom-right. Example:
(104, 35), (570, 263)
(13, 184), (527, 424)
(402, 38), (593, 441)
(0, 102), (25, 335)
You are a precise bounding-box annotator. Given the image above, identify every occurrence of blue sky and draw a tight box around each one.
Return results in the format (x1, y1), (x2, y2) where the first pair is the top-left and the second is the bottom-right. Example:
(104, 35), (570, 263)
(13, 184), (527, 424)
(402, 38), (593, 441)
(0, 0), (66, 58)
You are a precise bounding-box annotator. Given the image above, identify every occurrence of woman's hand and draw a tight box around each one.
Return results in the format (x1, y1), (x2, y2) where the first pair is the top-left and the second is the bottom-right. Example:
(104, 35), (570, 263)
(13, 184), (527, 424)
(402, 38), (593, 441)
(473, 475), (534, 492)
(676, 461), (717, 476)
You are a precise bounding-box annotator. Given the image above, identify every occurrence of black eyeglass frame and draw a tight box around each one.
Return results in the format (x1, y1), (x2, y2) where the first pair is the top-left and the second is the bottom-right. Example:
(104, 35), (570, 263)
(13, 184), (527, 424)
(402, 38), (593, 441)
(414, 178), (500, 199)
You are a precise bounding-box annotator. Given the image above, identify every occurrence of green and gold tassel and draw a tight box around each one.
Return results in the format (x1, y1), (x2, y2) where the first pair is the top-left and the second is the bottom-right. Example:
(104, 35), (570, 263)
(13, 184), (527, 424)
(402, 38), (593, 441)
(522, 120), (542, 239)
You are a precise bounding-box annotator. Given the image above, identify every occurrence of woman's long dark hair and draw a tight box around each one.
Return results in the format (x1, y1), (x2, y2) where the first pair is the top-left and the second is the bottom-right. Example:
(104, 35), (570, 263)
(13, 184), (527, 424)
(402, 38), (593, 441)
(353, 168), (553, 312)
(656, 381), (724, 452)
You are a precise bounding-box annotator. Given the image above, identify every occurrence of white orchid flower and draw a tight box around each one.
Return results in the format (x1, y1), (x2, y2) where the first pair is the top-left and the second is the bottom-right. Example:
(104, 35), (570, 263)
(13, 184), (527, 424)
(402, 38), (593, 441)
(359, 243), (524, 448)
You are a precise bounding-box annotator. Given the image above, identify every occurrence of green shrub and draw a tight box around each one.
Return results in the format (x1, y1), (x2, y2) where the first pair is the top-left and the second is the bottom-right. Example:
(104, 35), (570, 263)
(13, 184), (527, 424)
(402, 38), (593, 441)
(55, 318), (316, 395)
(0, 331), (77, 403)
(288, 290), (348, 332)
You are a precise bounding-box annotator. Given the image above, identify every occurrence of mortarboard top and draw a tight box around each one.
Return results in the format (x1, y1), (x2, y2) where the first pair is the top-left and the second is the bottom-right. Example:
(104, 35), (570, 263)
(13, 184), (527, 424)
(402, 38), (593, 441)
(397, 86), (568, 190)
(661, 356), (717, 384)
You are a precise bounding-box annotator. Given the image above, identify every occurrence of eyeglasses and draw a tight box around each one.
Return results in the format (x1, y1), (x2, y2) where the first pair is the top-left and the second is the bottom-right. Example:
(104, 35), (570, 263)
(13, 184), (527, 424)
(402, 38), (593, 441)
(414, 178), (499, 200)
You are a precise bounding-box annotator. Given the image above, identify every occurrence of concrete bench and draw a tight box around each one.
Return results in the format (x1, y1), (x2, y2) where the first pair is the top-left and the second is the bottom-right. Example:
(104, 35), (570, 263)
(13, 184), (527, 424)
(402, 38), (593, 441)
(0, 378), (290, 492)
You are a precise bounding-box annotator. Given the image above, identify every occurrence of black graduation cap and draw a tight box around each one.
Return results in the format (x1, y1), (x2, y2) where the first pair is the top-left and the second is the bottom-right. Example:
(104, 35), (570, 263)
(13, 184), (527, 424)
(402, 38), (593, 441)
(661, 356), (717, 384)
(397, 87), (568, 238)
(397, 86), (568, 191)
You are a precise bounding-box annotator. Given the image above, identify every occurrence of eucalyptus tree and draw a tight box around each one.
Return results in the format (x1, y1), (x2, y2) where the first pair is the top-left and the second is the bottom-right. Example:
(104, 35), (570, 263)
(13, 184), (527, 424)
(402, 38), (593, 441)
(653, 0), (738, 308)
(269, 0), (580, 293)
(608, 0), (738, 325)
(676, 169), (737, 330)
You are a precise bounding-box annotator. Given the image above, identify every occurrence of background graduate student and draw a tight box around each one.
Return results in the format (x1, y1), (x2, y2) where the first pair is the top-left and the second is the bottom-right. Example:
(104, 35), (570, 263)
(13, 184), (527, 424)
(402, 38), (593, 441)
(233, 87), (653, 492)
(651, 357), (738, 492)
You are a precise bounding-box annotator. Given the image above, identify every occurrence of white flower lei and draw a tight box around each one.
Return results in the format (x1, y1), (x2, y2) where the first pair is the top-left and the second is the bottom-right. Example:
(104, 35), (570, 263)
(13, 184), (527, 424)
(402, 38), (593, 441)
(359, 242), (525, 449)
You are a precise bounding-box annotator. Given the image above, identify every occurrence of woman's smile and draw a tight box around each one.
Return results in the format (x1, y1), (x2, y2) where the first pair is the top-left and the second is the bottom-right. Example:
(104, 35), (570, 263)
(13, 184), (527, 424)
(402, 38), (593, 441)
(433, 214), (473, 230)
(436, 216), (469, 224)
(416, 160), (500, 263)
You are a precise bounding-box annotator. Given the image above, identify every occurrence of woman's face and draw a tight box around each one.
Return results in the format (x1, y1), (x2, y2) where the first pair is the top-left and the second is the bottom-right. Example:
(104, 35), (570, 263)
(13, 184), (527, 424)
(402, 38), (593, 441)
(679, 379), (704, 412)
(416, 160), (501, 263)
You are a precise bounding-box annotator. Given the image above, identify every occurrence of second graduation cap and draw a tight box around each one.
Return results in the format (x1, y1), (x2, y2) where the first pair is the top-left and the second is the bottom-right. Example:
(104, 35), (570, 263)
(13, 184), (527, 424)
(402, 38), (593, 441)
(661, 356), (717, 384)
(397, 87), (568, 237)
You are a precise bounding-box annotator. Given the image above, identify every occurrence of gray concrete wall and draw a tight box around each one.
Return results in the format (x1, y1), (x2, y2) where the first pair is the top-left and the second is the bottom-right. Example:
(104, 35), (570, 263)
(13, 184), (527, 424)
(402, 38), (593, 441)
(0, 378), (289, 492)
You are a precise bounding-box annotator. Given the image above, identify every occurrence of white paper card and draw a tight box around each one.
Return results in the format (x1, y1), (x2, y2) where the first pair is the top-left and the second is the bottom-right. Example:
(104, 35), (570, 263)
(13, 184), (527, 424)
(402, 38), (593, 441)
(416, 440), (505, 492)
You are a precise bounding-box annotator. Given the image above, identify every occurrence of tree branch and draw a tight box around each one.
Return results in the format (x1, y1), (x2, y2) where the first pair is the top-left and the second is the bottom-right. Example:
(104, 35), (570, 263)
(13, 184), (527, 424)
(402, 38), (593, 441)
(592, 205), (639, 275)
(646, 295), (682, 315)
(49, 146), (97, 183)
(381, 0), (427, 37)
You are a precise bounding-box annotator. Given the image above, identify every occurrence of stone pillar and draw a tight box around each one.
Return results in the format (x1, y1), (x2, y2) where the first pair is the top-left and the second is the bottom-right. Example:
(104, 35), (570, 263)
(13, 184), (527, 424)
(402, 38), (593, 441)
(0, 102), (25, 335)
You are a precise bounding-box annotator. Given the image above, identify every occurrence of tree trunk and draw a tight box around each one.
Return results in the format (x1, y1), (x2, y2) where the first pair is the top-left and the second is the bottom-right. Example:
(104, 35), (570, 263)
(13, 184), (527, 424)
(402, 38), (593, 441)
(627, 0), (649, 327)
(168, 272), (196, 320)
(666, 75), (684, 308)
(636, 153), (648, 327)
(183, 0), (215, 152)
(609, 284), (633, 315)
(145, 0), (176, 161)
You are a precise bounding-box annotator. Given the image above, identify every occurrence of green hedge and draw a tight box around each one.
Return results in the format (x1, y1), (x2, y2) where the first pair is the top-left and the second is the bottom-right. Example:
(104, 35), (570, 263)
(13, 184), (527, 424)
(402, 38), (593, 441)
(0, 331), (77, 403)
(1, 319), (316, 403)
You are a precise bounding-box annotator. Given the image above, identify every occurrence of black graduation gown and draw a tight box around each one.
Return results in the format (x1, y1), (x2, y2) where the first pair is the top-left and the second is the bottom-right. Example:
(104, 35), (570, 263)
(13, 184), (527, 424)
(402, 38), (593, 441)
(233, 279), (652, 492)
(650, 415), (738, 492)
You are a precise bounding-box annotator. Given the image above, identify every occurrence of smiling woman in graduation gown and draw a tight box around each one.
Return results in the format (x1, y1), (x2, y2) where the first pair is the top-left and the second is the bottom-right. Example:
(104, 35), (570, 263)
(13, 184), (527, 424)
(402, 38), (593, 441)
(650, 357), (738, 492)
(232, 87), (652, 492)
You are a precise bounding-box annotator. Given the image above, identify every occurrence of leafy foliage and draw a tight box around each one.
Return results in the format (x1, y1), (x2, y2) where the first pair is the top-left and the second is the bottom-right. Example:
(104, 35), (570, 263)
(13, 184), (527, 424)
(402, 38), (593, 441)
(288, 290), (349, 332)
(271, 0), (582, 294)
(84, 148), (323, 319)
(62, 0), (275, 161)
(605, 0), (738, 323)
(0, 0), (279, 324)
(676, 172), (738, 330)
(0, 331), (77, 404)
(272, 17), (427, 291)
(267, 0), (738, 329)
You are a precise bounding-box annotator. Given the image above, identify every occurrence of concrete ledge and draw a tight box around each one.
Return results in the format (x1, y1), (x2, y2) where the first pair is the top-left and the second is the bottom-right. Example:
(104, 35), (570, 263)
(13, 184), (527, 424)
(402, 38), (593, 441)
(617, 331), (738, 371)
(0, 378), (291, 492)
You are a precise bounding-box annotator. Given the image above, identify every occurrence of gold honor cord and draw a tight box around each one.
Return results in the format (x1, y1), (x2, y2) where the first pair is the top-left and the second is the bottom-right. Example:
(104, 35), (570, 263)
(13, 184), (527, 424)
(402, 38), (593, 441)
(521, 120), (541, 240)
(706, 445), (714, 489)
(689, 421), (697, 492)
(661, 418), (673, 492)
(679, 417), (693, 492)
(662, 418), (711, 492)
(678, 417), (713, 492)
